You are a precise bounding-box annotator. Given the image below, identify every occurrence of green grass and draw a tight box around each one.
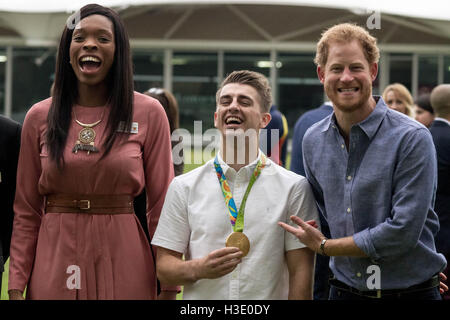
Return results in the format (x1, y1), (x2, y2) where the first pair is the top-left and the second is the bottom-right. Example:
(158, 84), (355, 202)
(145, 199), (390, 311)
(1, 260), (8, 300)
(1, 148), (292, 300)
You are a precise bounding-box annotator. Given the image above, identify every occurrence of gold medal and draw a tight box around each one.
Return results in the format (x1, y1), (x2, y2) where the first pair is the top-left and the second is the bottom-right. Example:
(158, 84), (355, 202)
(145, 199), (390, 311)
(226, 232), (250, 257)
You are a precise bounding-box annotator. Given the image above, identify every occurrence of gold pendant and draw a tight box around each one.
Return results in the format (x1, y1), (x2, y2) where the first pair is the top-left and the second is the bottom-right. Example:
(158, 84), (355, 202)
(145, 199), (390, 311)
(72, 109), (104, 155)
(78, 127), (96, 144)
(72, 128), (99, 155)
(226, 232), (250, 257)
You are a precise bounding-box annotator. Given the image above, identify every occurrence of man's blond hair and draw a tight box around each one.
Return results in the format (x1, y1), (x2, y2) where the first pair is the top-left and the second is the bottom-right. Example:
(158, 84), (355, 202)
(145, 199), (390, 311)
(315, 23), (380, 67)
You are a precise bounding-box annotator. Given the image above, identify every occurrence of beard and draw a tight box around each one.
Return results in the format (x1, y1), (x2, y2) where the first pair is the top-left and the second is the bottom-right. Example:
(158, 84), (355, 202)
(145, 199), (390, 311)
(325, 81), (373, 114)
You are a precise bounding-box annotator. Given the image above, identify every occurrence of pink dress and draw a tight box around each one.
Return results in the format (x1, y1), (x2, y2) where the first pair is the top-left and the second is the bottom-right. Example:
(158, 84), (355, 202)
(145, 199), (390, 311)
(8, 92), (174, 299)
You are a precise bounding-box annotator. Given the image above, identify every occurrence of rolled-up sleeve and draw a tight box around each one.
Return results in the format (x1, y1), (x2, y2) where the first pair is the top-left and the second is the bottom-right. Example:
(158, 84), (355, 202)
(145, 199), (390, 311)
(353, 128), (437, 262)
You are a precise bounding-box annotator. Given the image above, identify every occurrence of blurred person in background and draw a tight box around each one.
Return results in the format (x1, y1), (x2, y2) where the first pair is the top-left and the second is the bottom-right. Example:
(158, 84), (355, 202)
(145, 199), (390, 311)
(414, 93), (435, 128)
(144, 87), (184, 176)
(430, 84), (450, 300)
(0, 115), (21, 295)
(8, 4), (176, 300)
(382, 83), (415, 118)
(259, 105), (288, 167)
(290, 102), (333, 176)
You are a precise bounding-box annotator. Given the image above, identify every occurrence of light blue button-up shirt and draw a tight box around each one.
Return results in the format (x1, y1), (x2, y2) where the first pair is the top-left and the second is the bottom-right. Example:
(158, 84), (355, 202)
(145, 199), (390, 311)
(303, 96), (447, 291)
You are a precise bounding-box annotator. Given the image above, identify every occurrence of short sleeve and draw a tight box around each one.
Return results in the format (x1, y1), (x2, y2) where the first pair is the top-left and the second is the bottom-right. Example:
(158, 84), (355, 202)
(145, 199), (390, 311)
(151, 178), (190, 254)
(285, 177), (320, 251)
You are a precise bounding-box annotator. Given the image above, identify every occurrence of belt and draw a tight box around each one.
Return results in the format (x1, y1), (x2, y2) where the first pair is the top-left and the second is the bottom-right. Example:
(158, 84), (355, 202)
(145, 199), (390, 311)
(46, 194), (134, 214)
(329, 275), (440, 299)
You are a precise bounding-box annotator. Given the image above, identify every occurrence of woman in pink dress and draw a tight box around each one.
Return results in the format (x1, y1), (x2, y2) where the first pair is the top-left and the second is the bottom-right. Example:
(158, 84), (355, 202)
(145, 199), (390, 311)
(8, 4), (175, 300)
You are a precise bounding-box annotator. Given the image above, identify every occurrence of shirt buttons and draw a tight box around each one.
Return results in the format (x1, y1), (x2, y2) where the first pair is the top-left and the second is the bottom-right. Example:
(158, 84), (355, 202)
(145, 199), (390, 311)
(341, 144), (345, 149)
(357, 272), (362, 278)
(347, 208), (351, 213)
(347, 175), (352, 180)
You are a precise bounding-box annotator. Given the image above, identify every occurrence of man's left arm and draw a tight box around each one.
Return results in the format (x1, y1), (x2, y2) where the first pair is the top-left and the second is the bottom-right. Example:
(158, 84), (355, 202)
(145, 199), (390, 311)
(352, 128), (438, 262)
(286, 248), (315, 299)
(280, 216), (367, 257)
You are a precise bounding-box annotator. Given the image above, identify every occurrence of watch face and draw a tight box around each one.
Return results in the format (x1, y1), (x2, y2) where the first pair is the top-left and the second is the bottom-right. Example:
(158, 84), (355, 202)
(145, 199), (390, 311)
(78, 128), (96, 144)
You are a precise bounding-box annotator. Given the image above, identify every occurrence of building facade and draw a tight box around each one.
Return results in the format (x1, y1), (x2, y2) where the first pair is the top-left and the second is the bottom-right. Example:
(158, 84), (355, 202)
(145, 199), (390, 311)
(1, 3), (450, 133)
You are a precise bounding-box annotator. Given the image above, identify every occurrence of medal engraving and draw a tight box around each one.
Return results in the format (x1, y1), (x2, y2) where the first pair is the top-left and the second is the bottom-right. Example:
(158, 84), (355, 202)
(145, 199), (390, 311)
(226, 232), (250, 257)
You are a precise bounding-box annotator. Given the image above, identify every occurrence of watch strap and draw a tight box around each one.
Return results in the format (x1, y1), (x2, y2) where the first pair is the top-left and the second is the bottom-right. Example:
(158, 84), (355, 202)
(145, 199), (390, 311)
(320, 238), (328, 256)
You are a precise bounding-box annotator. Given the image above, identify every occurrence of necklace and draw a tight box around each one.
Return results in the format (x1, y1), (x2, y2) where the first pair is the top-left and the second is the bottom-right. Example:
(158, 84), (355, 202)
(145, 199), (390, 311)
(72, 107), (105, 155)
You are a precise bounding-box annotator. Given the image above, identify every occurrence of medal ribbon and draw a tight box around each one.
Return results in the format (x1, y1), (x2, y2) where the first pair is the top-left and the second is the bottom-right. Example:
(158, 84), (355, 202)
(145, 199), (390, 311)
(213, 154), (267, 232)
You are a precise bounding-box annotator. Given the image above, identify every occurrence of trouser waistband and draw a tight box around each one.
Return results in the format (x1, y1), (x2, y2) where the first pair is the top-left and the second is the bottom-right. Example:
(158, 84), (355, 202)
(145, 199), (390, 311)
(329, 274), (440, 298)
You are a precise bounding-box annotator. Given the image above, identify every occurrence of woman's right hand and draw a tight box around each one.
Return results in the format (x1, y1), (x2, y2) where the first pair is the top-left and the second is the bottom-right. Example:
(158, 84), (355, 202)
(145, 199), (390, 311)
(8, 290), (24, 300)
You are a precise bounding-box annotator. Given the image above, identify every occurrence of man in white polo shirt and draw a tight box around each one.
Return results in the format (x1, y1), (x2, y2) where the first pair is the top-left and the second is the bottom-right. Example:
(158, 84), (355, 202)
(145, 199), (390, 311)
(152, 70), (318, 299)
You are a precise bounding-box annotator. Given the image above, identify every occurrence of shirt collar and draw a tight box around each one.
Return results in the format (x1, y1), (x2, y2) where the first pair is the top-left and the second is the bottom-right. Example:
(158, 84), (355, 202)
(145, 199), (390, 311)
(356, 96), (387, 140)
(216, 149), (265, 177)
(322, 96), (387, 140)
(434, 117), (450, 127)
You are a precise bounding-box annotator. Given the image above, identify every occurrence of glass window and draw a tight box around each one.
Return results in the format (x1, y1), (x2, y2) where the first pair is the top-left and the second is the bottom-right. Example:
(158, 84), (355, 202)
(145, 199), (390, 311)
(224, 52), (270, 77)
(277, 53), (323, 132)
(372, 64), (380, 96)
(132, 50), (164, 93)
(418, 55), (438, 95)
(444, 55), (450, 83)
(389, 53), (412, 92)
(172, 52), (218, 131)
(0, 47), (5, 115)
(11, 47), (56, 122)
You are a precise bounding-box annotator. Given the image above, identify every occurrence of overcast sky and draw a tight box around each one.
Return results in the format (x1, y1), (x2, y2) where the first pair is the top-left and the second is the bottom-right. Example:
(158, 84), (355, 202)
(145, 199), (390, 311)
(0, 0), (449, 21)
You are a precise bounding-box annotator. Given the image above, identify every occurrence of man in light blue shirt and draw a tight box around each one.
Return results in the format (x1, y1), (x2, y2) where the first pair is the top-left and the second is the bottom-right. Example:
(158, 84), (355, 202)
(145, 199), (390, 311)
(279, 23), (447, 299)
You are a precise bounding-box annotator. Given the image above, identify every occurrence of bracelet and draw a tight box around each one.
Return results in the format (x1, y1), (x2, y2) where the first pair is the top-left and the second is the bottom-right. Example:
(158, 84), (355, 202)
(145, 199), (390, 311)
(320, 238), (328, 256)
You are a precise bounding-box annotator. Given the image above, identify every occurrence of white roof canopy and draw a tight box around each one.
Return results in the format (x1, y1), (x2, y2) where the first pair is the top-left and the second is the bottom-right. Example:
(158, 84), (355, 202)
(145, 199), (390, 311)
(0, 1), (449, 51)
(1, 0), (449, 21)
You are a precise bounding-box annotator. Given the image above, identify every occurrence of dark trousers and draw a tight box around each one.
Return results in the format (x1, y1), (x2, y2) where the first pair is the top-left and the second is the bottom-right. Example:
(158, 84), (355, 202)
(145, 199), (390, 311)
(314, 254), (331, 299)
(329, 285), (442, 300)
(314, 221), (331, 300)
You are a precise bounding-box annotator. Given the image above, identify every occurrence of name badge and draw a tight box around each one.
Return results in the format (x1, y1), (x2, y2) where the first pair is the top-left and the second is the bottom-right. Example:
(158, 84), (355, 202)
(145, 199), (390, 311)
(117, 121), (138, 134)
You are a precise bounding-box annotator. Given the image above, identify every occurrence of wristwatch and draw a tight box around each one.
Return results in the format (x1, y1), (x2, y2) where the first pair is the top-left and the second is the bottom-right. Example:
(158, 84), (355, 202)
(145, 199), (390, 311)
(320, 238), (328, 256)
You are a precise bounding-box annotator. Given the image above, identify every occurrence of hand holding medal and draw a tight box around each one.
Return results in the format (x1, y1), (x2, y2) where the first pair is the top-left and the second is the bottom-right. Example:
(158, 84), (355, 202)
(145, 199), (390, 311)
(193, 247), (243, 280)
(225, 232), (250, 257)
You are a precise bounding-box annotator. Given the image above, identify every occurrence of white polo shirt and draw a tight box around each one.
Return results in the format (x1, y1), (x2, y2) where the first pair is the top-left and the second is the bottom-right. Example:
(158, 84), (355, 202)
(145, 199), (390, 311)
(152, 152), (319, 300)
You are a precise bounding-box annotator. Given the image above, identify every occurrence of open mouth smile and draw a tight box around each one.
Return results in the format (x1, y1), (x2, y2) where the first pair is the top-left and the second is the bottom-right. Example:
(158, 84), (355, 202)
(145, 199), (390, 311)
(79, 55), (102, 73)
(225, 116), (243, 125)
